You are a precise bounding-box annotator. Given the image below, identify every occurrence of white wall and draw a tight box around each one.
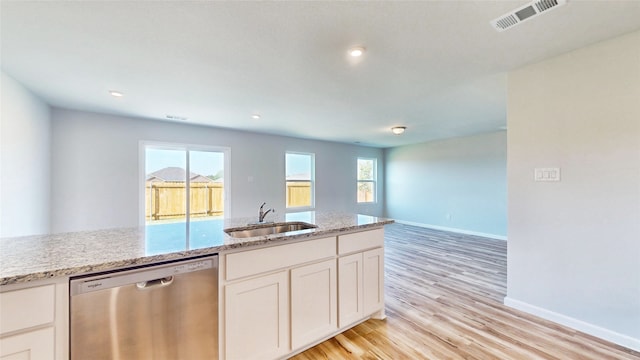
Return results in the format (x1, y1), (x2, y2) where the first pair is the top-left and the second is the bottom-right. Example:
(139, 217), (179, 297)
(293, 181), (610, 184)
(384, 132), (507, 239)
(0, 72), (51, 237)
(506, 30), (640, 350)
(50, 108), (384, 233)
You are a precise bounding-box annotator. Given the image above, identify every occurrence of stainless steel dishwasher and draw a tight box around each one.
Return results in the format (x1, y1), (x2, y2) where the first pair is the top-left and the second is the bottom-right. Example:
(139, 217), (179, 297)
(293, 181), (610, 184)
(70, 255), (218, 359)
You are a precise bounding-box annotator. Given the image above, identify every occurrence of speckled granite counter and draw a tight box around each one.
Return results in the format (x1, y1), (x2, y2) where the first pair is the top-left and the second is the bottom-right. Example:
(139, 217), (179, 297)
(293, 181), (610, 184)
(0, 212), (393, 286)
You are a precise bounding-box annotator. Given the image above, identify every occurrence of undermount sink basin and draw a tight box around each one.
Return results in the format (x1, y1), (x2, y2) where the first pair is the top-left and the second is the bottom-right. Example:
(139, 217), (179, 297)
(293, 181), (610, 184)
(224, 221), (318, 238)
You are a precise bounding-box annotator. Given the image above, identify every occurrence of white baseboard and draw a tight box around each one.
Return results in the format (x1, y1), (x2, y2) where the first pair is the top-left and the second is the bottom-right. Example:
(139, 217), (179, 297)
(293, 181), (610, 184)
(394, 220), (507, 241)
(504, 296), (640, 352)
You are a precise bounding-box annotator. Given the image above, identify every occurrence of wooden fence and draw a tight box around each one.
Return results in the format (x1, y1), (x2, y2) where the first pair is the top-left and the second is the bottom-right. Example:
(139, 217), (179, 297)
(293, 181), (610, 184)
(146, 182), (338, 221)
(286, 181), (311, 207)
(145, 182), (224, 221)
(357, 187), (375, 203)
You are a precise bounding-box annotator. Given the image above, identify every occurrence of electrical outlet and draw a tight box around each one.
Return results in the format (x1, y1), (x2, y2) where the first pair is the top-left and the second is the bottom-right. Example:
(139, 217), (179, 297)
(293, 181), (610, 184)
(534, 168), (560, 182)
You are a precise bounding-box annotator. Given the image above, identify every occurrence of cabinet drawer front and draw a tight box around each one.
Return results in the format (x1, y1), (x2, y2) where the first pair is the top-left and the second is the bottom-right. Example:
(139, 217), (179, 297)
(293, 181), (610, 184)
(0, 285), (55, 335)
(226, 236), (336, 281)
(338, 228), (384, 255)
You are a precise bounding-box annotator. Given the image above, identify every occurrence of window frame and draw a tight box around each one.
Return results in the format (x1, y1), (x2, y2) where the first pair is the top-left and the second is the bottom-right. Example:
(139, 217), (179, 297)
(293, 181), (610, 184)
(139, 141), (231, 227)
(285, 151), (315, 210)
(357, 157), (377, 204)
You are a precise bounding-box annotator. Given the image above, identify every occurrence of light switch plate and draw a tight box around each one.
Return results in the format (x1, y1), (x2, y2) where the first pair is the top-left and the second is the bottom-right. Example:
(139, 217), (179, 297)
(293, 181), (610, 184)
(534, 168), (561, 182)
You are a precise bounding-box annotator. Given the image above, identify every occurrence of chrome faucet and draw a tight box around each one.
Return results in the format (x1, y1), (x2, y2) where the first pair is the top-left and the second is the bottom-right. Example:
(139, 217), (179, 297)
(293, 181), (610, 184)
(258, 202), (274, 223)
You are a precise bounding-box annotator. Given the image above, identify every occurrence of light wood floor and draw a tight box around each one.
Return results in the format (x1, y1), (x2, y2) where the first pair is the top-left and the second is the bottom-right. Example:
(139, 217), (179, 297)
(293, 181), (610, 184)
(292, 223), (640, 359)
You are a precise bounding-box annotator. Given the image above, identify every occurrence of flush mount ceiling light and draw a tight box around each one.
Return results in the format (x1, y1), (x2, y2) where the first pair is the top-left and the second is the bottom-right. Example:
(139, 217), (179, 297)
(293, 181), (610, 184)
(109, 90), (124, 97)
(348, 46), (365, 57)
(391, 126), (407, 135)
(251, 114), (261, 120)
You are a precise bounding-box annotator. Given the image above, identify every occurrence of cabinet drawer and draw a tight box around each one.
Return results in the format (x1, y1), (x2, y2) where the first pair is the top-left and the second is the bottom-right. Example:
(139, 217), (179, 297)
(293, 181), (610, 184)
(338, 229), (384, 255)
(0, 285), (55, 335)
(226, 236), (336, 281)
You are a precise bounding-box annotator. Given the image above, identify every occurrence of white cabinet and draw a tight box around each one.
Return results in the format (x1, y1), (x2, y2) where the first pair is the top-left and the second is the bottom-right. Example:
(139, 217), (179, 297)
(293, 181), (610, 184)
(224, 271), (289, 360)
(338, 229), (385, 328)
(291, 259), (337, 349)
(222, 228), (385, 360)
(0, 283), (67, 360)
(222, 236), (337, 359)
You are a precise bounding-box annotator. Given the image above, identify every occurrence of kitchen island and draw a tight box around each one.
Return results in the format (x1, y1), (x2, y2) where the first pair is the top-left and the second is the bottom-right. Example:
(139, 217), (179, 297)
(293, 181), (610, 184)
(0, 211), (393, 359)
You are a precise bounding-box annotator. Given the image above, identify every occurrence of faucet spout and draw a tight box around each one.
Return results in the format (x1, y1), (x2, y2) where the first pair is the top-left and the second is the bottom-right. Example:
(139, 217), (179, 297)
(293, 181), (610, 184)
(261, 209), (273, 221)
(258, 202), (274, 223)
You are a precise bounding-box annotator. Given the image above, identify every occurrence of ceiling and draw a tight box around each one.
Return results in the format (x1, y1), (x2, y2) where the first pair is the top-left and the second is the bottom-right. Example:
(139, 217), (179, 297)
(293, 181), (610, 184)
(2, 1), (640, 148)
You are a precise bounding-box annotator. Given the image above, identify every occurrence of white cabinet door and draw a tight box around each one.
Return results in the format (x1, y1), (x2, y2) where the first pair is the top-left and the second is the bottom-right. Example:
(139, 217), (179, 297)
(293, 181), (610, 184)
(225, 271), (289, 360)
(291, 259), (337, 349)
(338, 253), (363, 328)
(0, 327), (54, 360)
(363, 248), (385, 316)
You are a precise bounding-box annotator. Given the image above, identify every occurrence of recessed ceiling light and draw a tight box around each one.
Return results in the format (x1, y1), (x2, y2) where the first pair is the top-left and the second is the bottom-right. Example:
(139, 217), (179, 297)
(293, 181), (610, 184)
(391, 126), (407, 135)
(348, 46), (365, 57)
(109, 90), (124, 97)
(251, 114), (261, 120)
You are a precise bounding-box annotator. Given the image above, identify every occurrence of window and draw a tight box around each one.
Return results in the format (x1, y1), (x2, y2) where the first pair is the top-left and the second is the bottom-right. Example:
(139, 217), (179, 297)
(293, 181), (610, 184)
(357, 158), (376, 203)
(142, 143), (229, 253)
(145, 146), (226, 222)
(286, 152), (314, 209)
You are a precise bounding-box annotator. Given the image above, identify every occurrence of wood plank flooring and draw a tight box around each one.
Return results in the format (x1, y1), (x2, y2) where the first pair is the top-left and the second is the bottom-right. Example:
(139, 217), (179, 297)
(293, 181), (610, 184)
(291, 223), (640, 359)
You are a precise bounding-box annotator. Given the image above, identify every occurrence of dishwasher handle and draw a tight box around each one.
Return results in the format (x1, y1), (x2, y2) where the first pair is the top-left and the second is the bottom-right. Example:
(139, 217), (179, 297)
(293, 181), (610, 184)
(136, 276), (174, 290)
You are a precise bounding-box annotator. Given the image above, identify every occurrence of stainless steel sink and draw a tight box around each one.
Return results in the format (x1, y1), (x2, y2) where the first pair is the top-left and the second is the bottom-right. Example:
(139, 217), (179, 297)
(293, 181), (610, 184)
(224, 221), (318, 238)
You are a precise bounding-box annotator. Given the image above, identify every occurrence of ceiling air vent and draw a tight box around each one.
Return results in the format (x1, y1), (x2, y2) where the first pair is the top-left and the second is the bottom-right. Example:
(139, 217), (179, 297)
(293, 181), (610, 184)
(491, 0), (567, 32)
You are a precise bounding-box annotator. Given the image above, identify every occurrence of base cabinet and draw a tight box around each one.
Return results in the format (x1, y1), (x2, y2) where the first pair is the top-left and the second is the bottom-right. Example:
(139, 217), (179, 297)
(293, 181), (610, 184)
(223, 228), (386, 360)
(338, 248), (385, 328)
(224, 271), (289, 360)
(338, 230), (385, 328)
(0, 283), (67, 360)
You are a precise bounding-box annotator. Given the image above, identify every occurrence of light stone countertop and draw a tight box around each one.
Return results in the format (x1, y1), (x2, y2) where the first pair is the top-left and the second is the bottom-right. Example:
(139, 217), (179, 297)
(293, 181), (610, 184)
(0, 212), (393, 286)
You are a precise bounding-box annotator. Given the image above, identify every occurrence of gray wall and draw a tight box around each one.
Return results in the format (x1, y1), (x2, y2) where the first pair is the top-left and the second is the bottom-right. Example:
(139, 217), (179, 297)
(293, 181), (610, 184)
(50, 108), (384, 233)
(506, 30), (640, 349)
(0, 72), (51, 237)
(384, 131), (507, 239)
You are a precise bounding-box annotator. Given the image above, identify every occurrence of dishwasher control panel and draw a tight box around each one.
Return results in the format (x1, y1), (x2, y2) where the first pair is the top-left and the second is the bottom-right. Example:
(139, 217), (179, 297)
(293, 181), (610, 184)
(172, 259), (212, 273)
(70, 256), (217, 295)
